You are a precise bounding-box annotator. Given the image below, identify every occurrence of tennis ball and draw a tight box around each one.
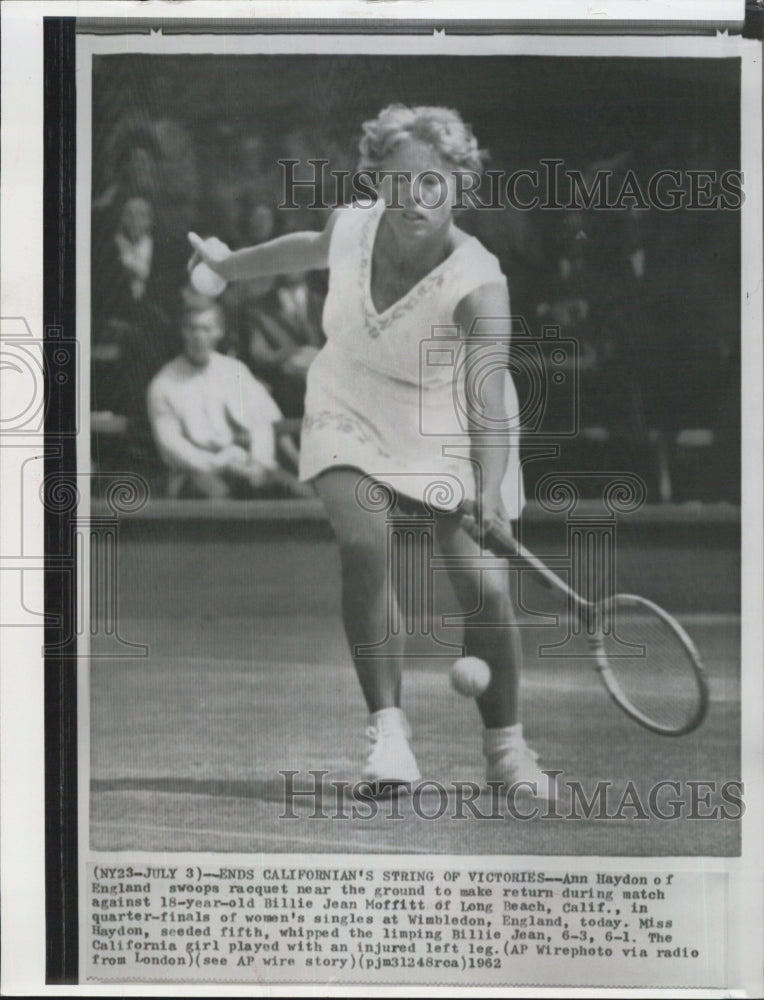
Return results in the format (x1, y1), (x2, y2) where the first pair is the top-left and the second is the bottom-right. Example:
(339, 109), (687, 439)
(450, 656), (491, 698)
(190, 261), (227, 297)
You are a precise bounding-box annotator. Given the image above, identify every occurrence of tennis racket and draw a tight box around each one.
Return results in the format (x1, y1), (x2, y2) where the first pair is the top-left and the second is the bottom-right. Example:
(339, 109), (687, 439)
(460, 503), (709, 737)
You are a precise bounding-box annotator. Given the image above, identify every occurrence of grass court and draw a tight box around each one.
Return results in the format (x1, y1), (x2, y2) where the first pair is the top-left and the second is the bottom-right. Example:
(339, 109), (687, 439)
(90, 502), (741, 856)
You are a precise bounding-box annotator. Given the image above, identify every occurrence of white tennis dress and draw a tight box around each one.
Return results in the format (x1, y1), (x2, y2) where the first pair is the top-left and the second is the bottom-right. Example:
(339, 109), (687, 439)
(300, 199), (525, 517)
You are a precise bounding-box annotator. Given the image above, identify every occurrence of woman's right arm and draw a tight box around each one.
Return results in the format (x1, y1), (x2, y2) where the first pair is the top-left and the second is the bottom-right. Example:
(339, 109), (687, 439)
(188, 209), (341, 283)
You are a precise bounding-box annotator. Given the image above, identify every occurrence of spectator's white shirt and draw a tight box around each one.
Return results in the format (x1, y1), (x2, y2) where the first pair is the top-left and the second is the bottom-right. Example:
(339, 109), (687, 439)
(147, 351), (282, 473)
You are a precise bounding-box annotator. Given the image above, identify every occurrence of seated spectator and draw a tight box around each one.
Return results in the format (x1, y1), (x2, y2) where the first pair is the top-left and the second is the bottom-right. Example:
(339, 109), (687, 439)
(91, 196), (184, 441)
(92, 196), (170, 334)
(114, 197), (155, 303)
(244, 271), (326, 417)
(147, 298), (313, 499)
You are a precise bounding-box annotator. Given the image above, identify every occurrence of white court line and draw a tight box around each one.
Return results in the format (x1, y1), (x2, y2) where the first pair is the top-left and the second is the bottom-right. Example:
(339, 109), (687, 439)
(520, 675), (739, 698)
(96, 657), (740, 698)
(119, 612), (742, 627)
(515, 612), (741, 627)
(90, 821), (417, 854)
(675, 612), (741, 626)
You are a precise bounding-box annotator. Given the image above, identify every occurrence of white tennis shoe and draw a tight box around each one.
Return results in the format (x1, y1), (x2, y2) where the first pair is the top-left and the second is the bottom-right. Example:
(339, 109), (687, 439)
(360, 707), (421, 795)
(483, 724), (557, 802)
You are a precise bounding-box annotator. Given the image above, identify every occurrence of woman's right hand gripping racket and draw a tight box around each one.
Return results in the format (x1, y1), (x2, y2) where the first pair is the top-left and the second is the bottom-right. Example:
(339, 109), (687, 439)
(461, 502), (709, 737)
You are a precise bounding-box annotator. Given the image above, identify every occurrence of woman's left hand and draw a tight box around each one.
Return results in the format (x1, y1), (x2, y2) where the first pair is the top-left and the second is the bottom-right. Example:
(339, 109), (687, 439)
(479, 487), (514, 544)
(462, 489), (514, 546)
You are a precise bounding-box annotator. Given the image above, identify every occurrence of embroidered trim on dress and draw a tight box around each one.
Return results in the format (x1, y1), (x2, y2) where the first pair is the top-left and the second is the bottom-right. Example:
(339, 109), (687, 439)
(301, 409), (393, 459)
(359, 208), (452, 337)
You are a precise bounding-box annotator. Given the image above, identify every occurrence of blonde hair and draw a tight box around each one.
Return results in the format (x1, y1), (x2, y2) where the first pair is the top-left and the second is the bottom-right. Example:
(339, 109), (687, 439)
(358, 104), (487, 173)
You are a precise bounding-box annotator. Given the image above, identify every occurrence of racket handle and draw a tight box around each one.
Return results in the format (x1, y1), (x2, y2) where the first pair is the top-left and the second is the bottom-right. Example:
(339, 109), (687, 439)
(460, 500), (588, 610)
(460, 498), (532, 561)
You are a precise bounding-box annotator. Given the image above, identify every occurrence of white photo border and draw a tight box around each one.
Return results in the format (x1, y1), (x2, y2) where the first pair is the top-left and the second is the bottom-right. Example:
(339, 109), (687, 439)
(0, 2), (761, 996)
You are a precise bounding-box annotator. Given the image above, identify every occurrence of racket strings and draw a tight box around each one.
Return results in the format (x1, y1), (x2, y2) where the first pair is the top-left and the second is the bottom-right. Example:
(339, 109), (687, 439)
(592, 596), (705, 732)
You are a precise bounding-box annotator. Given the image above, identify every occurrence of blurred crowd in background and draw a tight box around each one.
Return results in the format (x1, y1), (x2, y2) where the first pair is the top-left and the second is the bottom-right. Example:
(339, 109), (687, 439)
(90, 55), (741, 503)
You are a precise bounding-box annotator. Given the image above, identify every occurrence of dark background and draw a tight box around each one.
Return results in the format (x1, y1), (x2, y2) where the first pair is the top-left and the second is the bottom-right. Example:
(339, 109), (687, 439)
(90, 54), (742, 501)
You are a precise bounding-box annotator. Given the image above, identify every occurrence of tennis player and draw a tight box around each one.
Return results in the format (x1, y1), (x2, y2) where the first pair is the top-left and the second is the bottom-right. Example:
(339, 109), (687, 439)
(188, 104), (554, 800)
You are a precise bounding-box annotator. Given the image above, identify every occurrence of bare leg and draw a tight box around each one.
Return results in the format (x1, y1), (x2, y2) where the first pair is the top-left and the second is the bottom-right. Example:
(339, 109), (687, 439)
(313, 469), (404, 712)
(435, 512), (521, 728)
(184, 471), (232, 499)
(263, 466), (316, 498)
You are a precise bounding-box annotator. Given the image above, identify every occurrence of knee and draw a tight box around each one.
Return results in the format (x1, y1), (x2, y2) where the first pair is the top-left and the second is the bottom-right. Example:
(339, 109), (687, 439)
(337, 532), (388, 582)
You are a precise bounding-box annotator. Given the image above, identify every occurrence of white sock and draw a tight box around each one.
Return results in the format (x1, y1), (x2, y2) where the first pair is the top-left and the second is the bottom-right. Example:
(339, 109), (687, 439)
(483, 723), (523, 754)
(369, 707), (408, 730)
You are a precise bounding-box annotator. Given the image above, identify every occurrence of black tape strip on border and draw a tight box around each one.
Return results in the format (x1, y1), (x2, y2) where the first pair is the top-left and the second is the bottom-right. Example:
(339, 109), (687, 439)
(44, 15), (79, 986)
